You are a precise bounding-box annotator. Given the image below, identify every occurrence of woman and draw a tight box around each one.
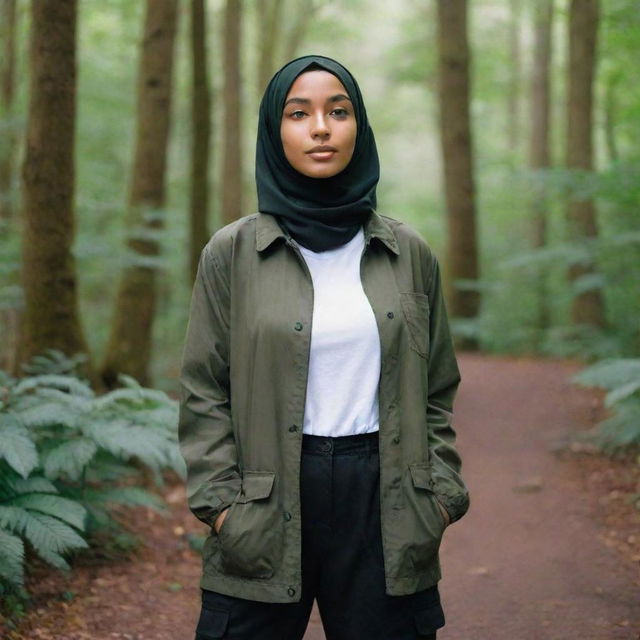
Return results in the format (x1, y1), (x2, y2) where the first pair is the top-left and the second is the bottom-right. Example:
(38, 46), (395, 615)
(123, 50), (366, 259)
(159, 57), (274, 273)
(178, 55), (469, 640)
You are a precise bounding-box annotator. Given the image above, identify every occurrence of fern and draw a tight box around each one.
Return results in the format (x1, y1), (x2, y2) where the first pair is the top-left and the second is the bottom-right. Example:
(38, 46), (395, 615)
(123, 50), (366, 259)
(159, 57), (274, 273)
(41, 438), (98, 481)
(0, 415), (39, 478)
(0, 528), (25, 586)
(0, 355), (183, 598)
(572, 358), (640, 451)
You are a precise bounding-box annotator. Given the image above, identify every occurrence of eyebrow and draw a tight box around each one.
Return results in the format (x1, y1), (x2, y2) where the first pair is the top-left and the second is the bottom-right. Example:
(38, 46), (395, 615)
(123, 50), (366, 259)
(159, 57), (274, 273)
(283, 94), (352, 107)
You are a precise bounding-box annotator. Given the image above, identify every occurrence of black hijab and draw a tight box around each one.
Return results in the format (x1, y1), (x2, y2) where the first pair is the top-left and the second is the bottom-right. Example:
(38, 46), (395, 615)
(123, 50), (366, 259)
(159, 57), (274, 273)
(255, 55), (379, 252)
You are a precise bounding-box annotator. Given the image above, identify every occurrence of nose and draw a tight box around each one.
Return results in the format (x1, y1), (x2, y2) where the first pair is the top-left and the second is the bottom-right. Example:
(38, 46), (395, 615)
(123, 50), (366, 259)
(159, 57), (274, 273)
(310, 112), (330, 140)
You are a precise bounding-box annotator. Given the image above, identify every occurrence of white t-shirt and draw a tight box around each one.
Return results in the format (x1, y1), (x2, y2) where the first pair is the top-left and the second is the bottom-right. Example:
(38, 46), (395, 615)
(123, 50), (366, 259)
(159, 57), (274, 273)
(296, 227), (381, 436)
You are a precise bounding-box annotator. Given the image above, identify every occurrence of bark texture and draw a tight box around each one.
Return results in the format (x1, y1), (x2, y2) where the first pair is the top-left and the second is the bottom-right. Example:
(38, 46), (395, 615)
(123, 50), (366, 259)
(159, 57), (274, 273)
(529, 0), (554, 338)
(18, 0), (94, 380)
(101, 0), (178, 387)
(0, 0), (17, 227)
(566, 0), (606, 327)
(507, 0), (522, 159)
(257, 0), (284, 95)
(221, 0), (242, 224)
(189, 0), (212, 282)
(436, 0), (480, 349)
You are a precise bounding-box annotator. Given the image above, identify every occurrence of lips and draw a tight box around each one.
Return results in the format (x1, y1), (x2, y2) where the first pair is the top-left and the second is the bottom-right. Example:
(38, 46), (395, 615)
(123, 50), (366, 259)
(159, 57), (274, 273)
(306, 145), (338, 161)
(306, 145), (338, 154)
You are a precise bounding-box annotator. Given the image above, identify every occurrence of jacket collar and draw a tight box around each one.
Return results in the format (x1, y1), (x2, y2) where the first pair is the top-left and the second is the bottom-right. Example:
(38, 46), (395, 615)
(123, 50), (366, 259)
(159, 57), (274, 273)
(255, 211), (400, 255)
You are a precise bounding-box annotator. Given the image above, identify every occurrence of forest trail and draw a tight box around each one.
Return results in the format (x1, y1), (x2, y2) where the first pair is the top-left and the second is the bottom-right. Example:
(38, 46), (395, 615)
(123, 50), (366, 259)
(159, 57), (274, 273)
(6, 354), (639, 640)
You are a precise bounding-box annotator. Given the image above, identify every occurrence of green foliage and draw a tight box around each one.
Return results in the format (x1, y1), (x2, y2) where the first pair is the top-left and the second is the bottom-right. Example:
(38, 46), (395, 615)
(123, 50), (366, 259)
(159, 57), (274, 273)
(0, 353), (185, 601)
(571, 359), (640, 452)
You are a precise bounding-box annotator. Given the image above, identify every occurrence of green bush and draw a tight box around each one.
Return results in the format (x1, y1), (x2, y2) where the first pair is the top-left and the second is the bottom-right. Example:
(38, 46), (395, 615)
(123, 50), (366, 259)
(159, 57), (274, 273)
(571, 358), (640, 452)
(0, 353), (185, 602)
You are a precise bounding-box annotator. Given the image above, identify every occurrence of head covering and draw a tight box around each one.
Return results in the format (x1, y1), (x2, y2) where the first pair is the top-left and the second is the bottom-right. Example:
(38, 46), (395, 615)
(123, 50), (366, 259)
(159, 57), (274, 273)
(255, 55), (379, 252)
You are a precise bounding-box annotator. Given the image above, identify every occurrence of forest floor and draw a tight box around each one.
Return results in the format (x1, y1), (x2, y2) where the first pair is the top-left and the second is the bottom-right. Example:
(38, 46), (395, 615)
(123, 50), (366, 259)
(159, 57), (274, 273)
(2, 353), (639, 640)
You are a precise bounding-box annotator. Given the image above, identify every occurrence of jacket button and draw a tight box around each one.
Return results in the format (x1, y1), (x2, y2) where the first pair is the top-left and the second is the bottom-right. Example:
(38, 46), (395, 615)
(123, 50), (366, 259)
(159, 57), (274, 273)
(288, 587), (296, 597)
(289, 424), (298, 432)
(294, 322), (303, 331)
(283, 511), (292, 521)
(393, 435), (400, 444)
(387, 311), (394, 319)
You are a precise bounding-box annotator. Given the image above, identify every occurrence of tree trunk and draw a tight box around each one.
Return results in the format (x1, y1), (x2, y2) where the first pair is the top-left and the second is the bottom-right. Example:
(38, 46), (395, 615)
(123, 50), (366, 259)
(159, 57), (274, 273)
(282, 0), (316, 64)
(603, 75), (619, 164)
(566, 0), (606, 328)
(436, 0), (480, 350)
(18, 0), (95, 381)
(507, 0), (522, 160)
(529, 0), (554, 342)
(257, 0), (284, 95)
(0, 0), (17, 229)
(189, 0), (212, 282)
(221, 0), (242, 224)
(101, 0), (178, 388)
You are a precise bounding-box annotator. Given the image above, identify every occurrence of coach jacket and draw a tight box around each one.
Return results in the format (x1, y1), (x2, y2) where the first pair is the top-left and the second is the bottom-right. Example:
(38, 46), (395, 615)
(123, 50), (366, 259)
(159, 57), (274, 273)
(177, 210), (470, 603)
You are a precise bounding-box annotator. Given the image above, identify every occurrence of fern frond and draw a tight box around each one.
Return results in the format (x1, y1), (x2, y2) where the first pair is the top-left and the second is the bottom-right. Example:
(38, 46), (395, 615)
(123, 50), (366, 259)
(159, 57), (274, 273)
(84, 420), (172, 470)
(13, 374), (94, 398)
(0, 418), (38, 478)
(0, 528), (25, 586)
(10, 494), (87, 531)
(5, 475), (59, 496)
(84, 486), (167, 512)
(572, 359), (640, 391)
(15, 402), (79, 430)
(42, 438), (98, 481)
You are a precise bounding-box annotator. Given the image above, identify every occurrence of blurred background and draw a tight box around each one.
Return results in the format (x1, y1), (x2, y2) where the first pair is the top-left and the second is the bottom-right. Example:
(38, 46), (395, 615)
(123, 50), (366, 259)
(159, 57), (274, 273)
(1, 0), (638, 393)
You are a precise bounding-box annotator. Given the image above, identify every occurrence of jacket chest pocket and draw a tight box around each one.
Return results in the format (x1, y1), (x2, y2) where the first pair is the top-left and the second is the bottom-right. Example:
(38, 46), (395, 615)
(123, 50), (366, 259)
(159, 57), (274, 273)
(399, 292), (430, 359)
(215, 470), (282, 579)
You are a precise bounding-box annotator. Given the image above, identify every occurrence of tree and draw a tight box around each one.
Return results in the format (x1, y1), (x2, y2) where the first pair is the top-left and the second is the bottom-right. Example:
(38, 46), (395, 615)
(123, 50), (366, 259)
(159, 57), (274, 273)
(189, 0), (212, 282)
(507, 0), (523, 160)
(18, 0), (94, 381)
(436, 0), (480, 349)
(528, 0), (554, 340)
(0, 0), (17, 229)
(565, 0), (606, 328)
(101, 0), (178, 387)
(221, 0), (242, 224)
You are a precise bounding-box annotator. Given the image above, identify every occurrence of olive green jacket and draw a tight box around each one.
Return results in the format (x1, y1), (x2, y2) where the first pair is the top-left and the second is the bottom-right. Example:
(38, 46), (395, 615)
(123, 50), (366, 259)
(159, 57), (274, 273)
(178, 211), (469, 604)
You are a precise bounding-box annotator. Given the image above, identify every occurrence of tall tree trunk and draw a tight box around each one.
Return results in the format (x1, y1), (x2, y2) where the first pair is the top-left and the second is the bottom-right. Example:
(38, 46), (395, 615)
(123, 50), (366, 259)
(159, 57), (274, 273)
(189, 0), (212, 282)
(507, 0), (522, 160)
(221, 0), (242, 224)
(18, 0), (94, 381)
(101, 0), (178, 388)
(566, 0), (606, 328)
(257, 0), (284, 95)
(0, 0), (17, 229)
(436, 0), (480, 350)
(529, 0), (554, 343)
(281, 0), (316, 64)
(603, 75), (619, 164)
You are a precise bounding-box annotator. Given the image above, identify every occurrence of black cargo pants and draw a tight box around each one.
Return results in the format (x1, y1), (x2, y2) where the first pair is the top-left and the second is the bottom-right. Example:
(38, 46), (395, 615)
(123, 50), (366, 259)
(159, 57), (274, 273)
(195, 430), (445, 640)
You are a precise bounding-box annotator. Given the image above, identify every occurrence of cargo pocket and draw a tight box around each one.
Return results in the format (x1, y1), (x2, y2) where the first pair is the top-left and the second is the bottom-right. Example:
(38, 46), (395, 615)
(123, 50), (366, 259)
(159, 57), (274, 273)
(414, 601), (445, 637)
(216, 470), (281, 579)
(399, 292), (430, 358)
(406, 462), (446, 572)
(195, 605), (229, 639)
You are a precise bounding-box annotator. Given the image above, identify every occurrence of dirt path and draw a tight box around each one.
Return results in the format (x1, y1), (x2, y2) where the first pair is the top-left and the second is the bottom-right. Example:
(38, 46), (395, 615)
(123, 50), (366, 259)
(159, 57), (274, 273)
(4, 354), (639, 639)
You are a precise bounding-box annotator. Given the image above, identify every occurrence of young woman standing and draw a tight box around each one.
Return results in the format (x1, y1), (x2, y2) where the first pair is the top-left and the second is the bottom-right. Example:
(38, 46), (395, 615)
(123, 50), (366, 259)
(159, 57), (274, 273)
(178, 55), (469, 640)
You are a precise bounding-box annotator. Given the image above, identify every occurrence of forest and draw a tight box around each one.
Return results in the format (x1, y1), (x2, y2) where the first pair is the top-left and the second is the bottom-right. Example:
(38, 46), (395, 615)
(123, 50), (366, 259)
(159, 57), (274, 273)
(0, 0), (639, 638)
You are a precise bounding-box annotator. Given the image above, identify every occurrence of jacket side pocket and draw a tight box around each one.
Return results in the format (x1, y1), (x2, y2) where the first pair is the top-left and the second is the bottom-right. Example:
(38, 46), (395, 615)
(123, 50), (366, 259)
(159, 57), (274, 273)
(216, 470), (281, 579)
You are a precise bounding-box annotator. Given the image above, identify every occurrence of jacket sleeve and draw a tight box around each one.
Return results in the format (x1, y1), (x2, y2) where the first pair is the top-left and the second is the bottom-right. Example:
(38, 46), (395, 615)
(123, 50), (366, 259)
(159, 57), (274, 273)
(178, 237), (241, 528)
(425, 253), (470, 524)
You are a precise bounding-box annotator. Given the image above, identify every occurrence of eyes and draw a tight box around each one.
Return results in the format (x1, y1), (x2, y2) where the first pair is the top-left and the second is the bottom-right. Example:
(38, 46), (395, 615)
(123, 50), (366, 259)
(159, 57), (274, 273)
(286, 106), (351, 121)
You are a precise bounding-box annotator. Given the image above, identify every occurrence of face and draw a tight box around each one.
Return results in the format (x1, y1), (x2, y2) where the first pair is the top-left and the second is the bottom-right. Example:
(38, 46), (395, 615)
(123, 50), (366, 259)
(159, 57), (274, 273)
(280, 70), (357, 179)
